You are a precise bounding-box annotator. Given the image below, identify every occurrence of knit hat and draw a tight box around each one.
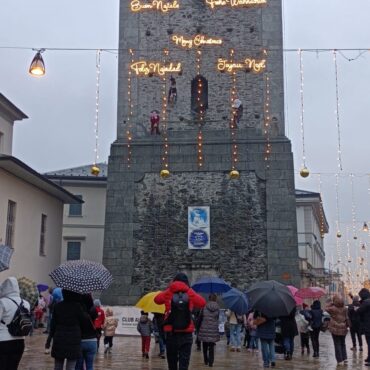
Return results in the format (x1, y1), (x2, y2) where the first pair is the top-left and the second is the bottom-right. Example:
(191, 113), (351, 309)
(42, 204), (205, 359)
(173, 272), (189, 286)
(94, 299), (101, 307)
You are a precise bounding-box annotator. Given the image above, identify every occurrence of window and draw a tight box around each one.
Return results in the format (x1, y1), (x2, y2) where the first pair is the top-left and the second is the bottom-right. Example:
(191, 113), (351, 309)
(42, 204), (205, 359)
(69, 195), (83, 216)
(39, 214), (47, 256)
(5, 200), (16, 248)
(67, 241), (81, 260)
(191, 75), (208, 115)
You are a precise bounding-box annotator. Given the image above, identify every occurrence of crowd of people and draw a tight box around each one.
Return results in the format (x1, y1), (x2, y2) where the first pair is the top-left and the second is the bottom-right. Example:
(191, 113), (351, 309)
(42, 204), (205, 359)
(4, 273), (370, 369)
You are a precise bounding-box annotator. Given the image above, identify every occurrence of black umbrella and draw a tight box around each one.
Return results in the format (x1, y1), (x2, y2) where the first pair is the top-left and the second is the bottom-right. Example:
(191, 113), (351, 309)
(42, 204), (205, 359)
(246, 280), (296, 318)
(50, 260), (113, 294)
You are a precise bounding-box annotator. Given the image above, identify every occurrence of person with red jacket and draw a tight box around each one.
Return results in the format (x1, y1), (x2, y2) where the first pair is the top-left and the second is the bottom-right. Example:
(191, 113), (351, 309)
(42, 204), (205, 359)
(154, 272), (206, 370)
(93, 299), (105, 351)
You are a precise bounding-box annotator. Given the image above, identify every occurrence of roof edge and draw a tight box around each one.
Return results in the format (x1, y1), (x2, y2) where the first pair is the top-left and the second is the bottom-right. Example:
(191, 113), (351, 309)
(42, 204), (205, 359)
(0, 94), (28, 121)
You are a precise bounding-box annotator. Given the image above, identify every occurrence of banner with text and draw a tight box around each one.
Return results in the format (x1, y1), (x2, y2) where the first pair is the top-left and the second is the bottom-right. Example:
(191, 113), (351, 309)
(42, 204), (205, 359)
(188, 206), (210, 249)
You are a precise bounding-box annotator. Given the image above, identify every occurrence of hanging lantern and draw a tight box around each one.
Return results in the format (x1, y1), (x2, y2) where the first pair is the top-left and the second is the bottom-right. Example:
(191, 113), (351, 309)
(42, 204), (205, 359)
(29, 50), (46, 77)
(300, 167), (310, 178)
(229, 169), (240, 180)
(363, 222), (369, 232)
(336, 231), (342, 238)
(160, 169), (170, 178)
(91, 165), (100, 176)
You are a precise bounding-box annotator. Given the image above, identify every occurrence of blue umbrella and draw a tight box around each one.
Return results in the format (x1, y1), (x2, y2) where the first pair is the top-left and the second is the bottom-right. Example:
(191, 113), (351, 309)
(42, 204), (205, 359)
(222, 288), (249, 315)
(0, 245), (14, 272)
(192, 276), (232, 294)
(37, 283), (49, 293)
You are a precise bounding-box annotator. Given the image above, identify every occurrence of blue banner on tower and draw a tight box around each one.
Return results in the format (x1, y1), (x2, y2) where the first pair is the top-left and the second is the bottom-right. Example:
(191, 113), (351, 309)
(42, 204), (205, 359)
(188, 206), (210, 249)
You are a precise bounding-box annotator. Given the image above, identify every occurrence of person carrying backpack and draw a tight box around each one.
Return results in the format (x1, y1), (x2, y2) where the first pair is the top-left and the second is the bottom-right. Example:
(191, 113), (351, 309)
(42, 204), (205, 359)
(0, 277), (31, 370)
(154, 272), (206, 370)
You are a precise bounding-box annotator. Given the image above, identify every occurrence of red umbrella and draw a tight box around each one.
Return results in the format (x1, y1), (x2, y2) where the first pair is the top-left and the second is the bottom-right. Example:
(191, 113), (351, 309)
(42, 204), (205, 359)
(287, 285), (303, 305)
(295, 287), (326, 299)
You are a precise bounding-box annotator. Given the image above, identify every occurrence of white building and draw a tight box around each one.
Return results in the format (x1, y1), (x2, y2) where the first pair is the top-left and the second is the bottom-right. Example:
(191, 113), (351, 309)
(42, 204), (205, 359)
(296, 189), (329, 287)
(0, 93), (81, 284)
(45, 164), (107, 263)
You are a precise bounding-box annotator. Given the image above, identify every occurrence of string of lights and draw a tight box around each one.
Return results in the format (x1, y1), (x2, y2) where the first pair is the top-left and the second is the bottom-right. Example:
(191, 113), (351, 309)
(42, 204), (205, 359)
(126, 49), (135, 168)
(196, 48), (204, 169)
(298, 49), (309, 178)
(264, 68), (271, 166)
(333, 50), (343, 171)
(91, 50), (102, 176)
(229, 48), (239, 180)
(335, 173), (342, 239)
(160, 49), (170, 178)
(350, 174), (358, 240)
(317, 174), (325, 238)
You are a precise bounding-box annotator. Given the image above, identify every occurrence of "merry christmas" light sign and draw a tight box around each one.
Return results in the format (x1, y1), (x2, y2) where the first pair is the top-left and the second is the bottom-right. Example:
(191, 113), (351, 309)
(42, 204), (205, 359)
(172, 35), (223, 48)
(217, 58), (266, 73)
(130, 0), (179, 12)
(130, 61), (182, 76)
(206, 0), (267, 9)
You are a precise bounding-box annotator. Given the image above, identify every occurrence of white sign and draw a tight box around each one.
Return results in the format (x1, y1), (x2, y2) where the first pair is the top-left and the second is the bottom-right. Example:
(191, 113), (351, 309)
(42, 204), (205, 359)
(188, 206), (210, 249)
(103, 306), (152, 336)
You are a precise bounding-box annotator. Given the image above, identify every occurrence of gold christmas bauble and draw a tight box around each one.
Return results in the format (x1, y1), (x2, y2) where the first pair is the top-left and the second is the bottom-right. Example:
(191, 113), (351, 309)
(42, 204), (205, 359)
(91, 165), (100, 176)
(229, 169), (240, 179)
(160, 169), (170, 178)
(336, 231), (342, 238)
(300, 167), (310, 178)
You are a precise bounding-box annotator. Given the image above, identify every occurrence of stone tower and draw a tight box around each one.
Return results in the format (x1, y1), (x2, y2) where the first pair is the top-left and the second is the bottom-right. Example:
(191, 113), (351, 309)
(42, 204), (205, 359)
(102, 0), (300, 305)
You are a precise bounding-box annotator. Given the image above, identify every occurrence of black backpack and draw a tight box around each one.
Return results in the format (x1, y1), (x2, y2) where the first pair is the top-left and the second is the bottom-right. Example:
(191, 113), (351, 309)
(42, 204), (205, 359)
(1, 298), (32, 336)
(168, 292), (191, 330)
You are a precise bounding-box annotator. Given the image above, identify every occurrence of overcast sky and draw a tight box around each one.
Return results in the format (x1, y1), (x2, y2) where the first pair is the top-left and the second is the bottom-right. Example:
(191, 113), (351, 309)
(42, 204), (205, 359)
(1, 0), (370, 278)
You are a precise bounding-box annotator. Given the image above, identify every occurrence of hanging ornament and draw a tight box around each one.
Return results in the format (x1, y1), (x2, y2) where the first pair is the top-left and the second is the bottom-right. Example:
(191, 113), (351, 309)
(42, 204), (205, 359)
(298, 49), (309, 178)
(333, 50), (343, 171)
(362, 243), (366, 251)
(91, 49), (102, 177)
(168, 75), (177, 106)
(363, 222), (369, 232)
(229, 169), (240, 179)
(160, 49), (170, 178)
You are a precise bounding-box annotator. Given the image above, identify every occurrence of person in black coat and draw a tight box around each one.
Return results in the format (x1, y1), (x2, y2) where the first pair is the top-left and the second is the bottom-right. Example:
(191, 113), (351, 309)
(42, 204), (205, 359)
(309, 300), (323, 358)
(358, 288), (370, 365)
(348, 296), (363, 351)
(280, 307), (298, 360)
(48, 289), (85, 370)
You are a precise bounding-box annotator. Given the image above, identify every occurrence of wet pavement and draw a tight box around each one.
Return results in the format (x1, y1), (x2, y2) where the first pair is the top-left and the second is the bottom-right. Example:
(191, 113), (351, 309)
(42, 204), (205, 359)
(21, 329), (369, 369)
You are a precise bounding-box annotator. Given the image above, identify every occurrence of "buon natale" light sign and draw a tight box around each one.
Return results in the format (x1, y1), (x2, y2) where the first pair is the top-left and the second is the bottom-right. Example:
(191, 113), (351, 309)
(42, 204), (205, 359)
(172, 35), (223, 49)
(130, 0), (180, 12)
(206, 0), (267, 9)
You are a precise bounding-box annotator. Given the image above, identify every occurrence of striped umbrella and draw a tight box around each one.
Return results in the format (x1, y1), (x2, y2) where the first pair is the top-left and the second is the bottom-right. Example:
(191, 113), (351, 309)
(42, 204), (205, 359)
(0, 245), (14, 272)
(50, 260), (113, 294)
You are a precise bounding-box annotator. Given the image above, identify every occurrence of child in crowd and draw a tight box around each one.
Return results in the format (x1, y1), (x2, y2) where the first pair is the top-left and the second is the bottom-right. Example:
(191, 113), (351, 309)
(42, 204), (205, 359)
(224, 318), (230, 346)
(137, 311), (153, 359)
(247, 311), (259, 353)
(102, 307), (118, 354)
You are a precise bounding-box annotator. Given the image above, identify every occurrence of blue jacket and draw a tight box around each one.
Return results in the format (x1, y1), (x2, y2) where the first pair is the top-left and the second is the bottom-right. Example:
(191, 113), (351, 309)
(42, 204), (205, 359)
(256, 318), (276, 340)
(309, 300), (323, 329)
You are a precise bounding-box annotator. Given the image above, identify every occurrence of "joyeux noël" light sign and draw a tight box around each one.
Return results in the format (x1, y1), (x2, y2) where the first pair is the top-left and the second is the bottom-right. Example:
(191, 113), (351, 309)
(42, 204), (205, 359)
(206, 0), (267, 9)
(172, 35), (223, 49)
(130, 0), (180, 12)
(217, 58), (266, 73)
(130, 61), (182, 76)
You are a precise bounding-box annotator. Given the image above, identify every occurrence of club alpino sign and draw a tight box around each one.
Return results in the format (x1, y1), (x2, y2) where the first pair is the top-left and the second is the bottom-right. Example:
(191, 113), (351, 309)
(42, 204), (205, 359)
(130, 61), (182, 76)
(206, 0), (267, 9)
(172, 35), (223, 49)
(130, 0), (180, 12)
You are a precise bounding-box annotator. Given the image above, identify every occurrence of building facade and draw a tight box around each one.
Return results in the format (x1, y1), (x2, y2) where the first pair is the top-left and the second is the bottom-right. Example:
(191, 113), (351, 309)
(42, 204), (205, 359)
(102, 0), (300, 305)
(0, 94), (81, 284)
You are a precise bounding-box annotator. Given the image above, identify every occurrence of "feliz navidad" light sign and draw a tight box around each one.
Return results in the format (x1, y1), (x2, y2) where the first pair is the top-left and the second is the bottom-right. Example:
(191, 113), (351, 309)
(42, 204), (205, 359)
(130, 0), (179, 12)
(206, 0), (267, 9)
(217, 58), (266, 73)
(130, 61), (182, 76)
(172, 35), (223, 49)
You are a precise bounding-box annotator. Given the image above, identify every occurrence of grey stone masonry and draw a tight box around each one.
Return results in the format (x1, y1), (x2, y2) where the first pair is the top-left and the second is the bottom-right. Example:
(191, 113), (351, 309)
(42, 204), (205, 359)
(102, 0), (300, 305)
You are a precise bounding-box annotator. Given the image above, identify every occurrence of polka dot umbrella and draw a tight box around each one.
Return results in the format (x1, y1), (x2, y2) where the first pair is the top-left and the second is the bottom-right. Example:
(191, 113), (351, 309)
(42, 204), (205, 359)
(49, 260), (113, 294)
